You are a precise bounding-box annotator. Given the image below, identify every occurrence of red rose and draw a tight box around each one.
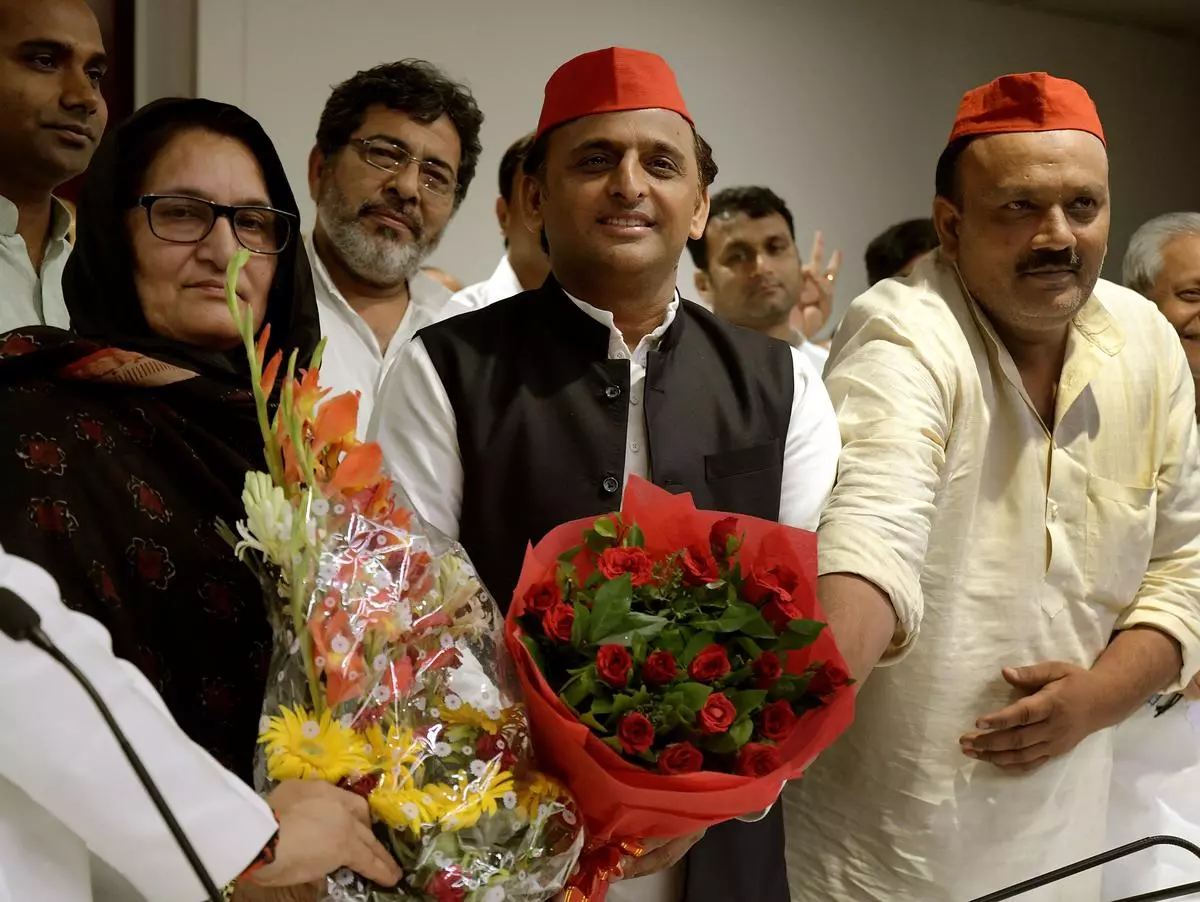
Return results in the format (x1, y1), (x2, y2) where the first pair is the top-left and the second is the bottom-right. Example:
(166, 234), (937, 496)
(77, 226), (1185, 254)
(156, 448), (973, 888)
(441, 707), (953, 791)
(425, 867), (466, 902)
(697, 692), (737, 734)
(809, 662), (851, 696)
(598, 546), (656, 587)
(476, 732), (518, 771)
(762, 594), (806, 632)
(596, 644), (633, 687)
(642, 650), (679, 686)
(658, 741), (705, 775)
(735, 742), (782, 777)
(688, 644), (731, 683)
(759, 699), (798, 742)
(523, 580), (561, 614)
(710, 516), (741, 558)
(742, 564), (800, 607)
(681, 543), (721, 587)
(753, 651), (783, 689)
(617, 711), (655, 754)
(542, 603), (575, 643)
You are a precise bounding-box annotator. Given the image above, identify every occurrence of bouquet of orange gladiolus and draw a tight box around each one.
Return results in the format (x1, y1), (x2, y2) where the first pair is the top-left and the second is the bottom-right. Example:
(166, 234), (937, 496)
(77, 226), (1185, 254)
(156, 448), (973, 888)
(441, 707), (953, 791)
(220, 251), (583, 902)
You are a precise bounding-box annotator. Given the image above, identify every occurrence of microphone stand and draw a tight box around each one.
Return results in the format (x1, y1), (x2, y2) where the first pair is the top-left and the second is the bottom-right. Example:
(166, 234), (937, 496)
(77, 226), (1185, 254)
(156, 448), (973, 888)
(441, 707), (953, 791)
(14, 610), (224, 901)
(967, 835), (1200, 902)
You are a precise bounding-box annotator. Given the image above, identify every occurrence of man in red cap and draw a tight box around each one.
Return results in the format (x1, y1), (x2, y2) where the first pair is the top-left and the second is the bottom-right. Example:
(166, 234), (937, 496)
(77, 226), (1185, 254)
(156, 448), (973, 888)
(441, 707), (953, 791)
(371, 46), (842, 902)
(783, 72), (1200, 901)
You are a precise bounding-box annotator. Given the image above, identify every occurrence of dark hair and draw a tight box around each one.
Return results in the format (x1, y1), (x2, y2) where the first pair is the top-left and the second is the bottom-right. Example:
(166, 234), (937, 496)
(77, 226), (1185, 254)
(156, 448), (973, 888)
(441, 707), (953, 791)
(864, 218), (940, 285)
(522, 121), (718, 191)
(499, 133), (535, 204)
(316, 60), (484, 206)
(685, 185), (794, 271)
(935, 135), (975, 206)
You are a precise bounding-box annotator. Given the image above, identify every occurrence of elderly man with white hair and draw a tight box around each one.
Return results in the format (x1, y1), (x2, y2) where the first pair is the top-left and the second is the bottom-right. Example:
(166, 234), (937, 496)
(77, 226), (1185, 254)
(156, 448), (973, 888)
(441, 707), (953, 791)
(1103, 211), (1200, 901)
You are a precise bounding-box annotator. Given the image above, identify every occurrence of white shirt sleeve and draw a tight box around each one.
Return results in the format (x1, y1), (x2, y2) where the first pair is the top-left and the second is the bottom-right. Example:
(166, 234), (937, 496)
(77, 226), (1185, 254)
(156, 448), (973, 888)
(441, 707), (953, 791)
(368, 335), (464, 540)
(0, 551), (276, 901)
(779, 346), (842, 530)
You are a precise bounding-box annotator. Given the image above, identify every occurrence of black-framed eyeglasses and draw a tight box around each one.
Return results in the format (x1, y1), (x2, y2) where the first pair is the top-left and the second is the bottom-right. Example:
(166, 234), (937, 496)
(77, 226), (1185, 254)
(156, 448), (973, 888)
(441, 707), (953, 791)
(349, 137), (458, 199)
(136, 195), (296, 255)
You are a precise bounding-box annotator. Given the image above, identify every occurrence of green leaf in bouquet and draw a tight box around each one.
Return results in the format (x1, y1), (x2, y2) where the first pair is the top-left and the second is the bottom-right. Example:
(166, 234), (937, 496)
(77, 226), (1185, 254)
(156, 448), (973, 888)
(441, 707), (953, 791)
(591, 695), (614, 716)
(624, 524), (645, 548)
(767, 673), (811, 703)
(657, 628), (686, 659)
(560, 666), (596, 709)
(694, 601), (759, 634)
(739, 609), (779, 641)
(593, 516), (619, 538)
(775, 618), (827, 652)
(584, 569), (605, 590)
(587, 573), (633, 643)
(520, 635), (546, 673)
(736, 637), (765, 660)
(681, 630), (715, 665)
(670, 681), (714, 712)
(701, 717), (755, 755)
(594, 611), (669, 647)
(724, 665), (753, 686)
(558, 544), (583, 564)
(580, 711), (606, 732)
(727, 689), (769, 718)
(557, 560), (579, 589)
(610, 693), (638, 718)
(729, 716), (754, 747)
(631, 633), (649, 663)
(571, 601), (591, 647)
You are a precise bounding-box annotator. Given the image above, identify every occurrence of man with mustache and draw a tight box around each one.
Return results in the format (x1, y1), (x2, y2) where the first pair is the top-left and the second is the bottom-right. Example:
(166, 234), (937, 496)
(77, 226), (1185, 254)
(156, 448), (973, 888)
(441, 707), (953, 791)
(306, 60), (482, 434)
(371, 48), (841, 902)
(0, 0), (108, 333)
(785, 73), (1200, 901)
(687, 186), (837, 372)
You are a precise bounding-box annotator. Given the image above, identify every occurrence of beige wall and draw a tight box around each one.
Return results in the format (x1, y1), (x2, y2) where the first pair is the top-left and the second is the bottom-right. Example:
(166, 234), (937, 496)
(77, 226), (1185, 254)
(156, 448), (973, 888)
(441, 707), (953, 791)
(179, 0), (1200, 325)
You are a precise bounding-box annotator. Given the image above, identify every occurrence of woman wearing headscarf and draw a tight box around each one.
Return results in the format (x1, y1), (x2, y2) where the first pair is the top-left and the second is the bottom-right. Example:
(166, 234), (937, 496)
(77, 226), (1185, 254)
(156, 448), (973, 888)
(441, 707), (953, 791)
(0, 98), (402, 897)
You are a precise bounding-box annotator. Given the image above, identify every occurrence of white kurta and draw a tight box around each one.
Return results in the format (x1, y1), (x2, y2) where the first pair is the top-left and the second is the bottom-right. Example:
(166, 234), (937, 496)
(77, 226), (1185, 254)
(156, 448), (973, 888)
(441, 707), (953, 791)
(786, 252), (1200, 902)
(369, 292), (842, 902)
(1103, 697), (1200, 899)
(0, 549), (276, 902)
(447, 254), (526, 315)
(307, 234), (453, 436)
(0, 195), (72, 334)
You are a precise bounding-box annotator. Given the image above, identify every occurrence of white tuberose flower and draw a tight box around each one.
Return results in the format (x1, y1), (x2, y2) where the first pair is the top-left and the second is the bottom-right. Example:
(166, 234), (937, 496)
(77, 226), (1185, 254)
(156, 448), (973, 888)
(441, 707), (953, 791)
(235, 472), (295, 565)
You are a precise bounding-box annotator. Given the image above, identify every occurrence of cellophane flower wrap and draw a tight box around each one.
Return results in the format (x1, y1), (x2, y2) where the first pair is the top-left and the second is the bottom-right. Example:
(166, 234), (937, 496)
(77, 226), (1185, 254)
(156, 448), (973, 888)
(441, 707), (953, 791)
(220, 252), (583, 902)
(504, 476), (855, 901)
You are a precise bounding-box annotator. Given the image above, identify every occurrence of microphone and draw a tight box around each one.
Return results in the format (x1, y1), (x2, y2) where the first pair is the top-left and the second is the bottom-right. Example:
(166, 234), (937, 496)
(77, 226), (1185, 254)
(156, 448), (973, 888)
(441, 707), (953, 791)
(0, 587), (224, 902)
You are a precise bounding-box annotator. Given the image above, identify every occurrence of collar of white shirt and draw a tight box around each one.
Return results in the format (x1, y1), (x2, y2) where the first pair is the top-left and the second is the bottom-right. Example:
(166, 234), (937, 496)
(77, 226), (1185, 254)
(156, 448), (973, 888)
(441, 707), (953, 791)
(563, 287), (680, 362)
(0, 194), (73, 241)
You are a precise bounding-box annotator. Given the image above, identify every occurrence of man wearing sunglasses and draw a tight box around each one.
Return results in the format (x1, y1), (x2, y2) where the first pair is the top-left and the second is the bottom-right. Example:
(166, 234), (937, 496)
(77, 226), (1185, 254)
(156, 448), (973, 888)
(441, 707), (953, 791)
(306, 60), (483, 435)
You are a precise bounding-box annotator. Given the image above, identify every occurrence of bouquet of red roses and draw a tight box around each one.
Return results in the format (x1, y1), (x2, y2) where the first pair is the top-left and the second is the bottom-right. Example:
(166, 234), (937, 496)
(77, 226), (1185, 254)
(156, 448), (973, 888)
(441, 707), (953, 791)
(503, 477), (855, 899)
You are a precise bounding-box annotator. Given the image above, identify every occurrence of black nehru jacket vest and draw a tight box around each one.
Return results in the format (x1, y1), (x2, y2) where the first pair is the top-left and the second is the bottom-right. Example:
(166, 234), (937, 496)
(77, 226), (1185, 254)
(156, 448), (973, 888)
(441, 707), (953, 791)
(418, 278), (798, 902)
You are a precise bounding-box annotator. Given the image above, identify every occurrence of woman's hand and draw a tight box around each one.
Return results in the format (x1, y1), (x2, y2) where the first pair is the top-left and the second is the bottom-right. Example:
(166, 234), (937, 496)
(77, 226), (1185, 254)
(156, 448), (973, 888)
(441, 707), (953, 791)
(245, 781), (403, 890)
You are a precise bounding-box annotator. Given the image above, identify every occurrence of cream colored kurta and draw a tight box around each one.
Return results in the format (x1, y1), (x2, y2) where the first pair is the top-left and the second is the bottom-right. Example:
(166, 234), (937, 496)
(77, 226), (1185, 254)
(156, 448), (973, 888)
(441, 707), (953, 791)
(784, 252), (1200, 902)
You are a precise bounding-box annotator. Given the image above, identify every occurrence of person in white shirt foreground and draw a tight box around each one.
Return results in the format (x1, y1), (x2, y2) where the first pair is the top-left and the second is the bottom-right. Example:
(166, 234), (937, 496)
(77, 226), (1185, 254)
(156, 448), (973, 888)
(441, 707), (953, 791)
(784, 71), (1200, 902)
(686, 185), (838, 373)
(1100, 212), (1200, 900)
(0, 0), (108, 334)
(0, 548), (401, 902)
(447, 132), (551, 315)
(305, 59), (483, 435)
(371, 46), (842, 902)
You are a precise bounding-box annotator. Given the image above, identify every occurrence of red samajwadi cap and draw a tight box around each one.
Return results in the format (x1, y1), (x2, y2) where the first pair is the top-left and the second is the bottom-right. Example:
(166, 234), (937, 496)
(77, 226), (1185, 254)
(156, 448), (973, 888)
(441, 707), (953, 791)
(535, 47), (693, 141)
(947, 72), (1105, 146)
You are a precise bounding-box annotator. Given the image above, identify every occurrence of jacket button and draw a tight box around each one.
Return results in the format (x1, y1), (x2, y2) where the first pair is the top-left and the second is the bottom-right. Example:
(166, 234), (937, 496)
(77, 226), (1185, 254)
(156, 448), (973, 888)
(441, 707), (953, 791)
(605, 385), (622, 399)
(602, 475), (620, 494)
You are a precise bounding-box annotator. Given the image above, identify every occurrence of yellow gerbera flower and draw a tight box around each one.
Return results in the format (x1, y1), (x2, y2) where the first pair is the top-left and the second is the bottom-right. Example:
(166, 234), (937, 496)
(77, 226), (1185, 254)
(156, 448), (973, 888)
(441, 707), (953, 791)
(369, 783), (439, 835)
(259, 706), (370, 782)
(514, 772), (571, 821)
(431, 764), (516, 832)
(362, 722), (427, 773)
(439, 699), (502, 735)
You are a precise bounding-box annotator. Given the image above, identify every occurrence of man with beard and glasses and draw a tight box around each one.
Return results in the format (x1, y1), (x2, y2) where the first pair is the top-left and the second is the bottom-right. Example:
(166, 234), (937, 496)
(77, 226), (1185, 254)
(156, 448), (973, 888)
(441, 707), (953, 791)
(784, 73), (1200, 902)
(306, 60), (482, 434)
(0, 0), (108, 333)
(687, 186), (836, 372)
(371, 47), (842, 902)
